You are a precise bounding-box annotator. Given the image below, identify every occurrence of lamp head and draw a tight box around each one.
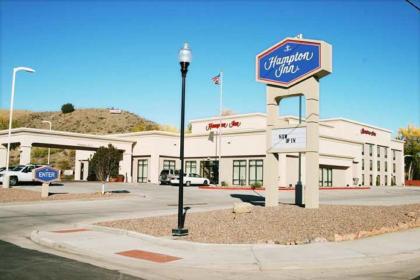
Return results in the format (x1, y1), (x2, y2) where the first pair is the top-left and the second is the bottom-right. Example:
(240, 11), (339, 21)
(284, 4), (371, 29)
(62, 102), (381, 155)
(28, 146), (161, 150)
(14, 67), (35, 73)
(178, 43), (192, 63)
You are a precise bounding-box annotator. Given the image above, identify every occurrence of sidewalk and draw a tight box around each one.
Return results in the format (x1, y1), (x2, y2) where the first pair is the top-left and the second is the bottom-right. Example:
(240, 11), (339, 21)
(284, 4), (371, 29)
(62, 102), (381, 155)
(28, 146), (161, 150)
(31, 224), (420, 280)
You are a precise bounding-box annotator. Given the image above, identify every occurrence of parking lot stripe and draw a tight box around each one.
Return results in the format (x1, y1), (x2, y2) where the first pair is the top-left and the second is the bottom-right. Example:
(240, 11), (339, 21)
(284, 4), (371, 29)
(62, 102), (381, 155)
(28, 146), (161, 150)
(52, 229), (90, 233)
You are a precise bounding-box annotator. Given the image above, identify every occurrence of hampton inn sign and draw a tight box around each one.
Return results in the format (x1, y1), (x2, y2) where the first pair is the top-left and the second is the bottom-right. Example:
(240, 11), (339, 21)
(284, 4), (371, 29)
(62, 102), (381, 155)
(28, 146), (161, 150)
(256, 38), (331, 87)
(257, 36), (332, 209)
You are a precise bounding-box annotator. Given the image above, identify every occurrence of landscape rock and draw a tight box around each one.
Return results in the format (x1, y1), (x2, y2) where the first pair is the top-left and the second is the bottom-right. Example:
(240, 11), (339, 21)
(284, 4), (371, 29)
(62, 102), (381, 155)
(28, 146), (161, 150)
(343, 233), (357, 241)
(397, 222), (409, 230)
(357, 230), (371, 239)
(232, 202), (253, 214)
(98, 203), (420, 245)
(406, 211), (417, 219)
(311, 237), (328, 243)
(334, 234), (343, 242)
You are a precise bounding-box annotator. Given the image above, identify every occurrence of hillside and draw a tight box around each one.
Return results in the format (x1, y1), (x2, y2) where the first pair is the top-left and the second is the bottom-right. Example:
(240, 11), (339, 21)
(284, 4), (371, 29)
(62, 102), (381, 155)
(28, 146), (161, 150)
(0, 108), (160, 134)
(0, 108), (164, 174)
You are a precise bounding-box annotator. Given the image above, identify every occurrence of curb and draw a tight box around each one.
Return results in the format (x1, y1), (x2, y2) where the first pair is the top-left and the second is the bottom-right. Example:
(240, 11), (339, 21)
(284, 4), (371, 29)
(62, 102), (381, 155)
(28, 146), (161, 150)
(0, 193), (146, 207)
(199, 186), (371, 191)
(30, 227), (420, 272)
(29, 230), (171, 280)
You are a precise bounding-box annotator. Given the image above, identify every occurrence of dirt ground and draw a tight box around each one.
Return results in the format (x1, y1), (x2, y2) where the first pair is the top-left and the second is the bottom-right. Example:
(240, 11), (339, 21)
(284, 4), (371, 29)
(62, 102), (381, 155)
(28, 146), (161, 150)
(98, 203), (420, 245)
(0, 188), (128, 203)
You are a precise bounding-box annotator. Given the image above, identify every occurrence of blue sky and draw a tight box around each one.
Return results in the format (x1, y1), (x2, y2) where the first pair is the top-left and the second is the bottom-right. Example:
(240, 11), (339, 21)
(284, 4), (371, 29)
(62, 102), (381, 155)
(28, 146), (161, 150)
(0, 0), (419, 134)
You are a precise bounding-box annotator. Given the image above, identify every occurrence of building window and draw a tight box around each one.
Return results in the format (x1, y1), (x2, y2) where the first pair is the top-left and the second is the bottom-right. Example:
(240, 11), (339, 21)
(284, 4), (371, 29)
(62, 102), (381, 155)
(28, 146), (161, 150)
(319, 167), (333, 187)
(137, 159), (148, 183)
(393, 150), (396, 160)
(384, 148), (388, 158)
(376, 175), (380, 186)
(185, 161), (197, 175)
(385, 175), (388, 186)
(362, 174), (365, 185)
(362, 159), (365, 170)
(369, 144), (373, 157)
(362, 145), (364, 155)
(369, 175), (373, 186)
(163, 160), (176, 171)
(249, 160), (263, 185)
(391, 175), (396, 186)
(393, 163), (396, 173)
(377, 146), (380, 157)
(369, 160), (372, 171)
(377, 160), (380, 172)
(233, 160), (247, 185)
(385, 161), (388, 172)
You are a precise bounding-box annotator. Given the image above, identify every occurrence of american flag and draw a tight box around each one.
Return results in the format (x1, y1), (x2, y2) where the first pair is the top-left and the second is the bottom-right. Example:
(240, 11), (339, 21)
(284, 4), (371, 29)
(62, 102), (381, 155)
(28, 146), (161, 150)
(211, 74), (220, 85)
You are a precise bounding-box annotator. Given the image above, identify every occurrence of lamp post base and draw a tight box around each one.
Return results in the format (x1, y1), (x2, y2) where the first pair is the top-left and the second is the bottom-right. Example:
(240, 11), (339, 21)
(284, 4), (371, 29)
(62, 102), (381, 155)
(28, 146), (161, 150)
(295, 181), (303, 206)
(172, 228), (189, 236)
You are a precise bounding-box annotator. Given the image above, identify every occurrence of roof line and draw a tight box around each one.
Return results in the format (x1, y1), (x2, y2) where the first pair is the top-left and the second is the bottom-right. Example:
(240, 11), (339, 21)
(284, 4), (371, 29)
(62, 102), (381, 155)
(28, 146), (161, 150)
(0, 128), (135, 143)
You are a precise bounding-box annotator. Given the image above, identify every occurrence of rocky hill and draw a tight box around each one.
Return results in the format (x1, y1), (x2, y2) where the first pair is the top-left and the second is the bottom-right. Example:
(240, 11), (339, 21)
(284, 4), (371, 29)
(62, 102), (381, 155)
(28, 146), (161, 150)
(0, 108), (160, 134)
(0, 108), (167, 174)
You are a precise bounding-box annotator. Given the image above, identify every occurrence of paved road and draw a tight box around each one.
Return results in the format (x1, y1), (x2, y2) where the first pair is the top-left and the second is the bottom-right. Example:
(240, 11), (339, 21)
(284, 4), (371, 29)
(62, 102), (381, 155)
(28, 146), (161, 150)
(1, 182), (420, 279)
(0, 240), (143, 280)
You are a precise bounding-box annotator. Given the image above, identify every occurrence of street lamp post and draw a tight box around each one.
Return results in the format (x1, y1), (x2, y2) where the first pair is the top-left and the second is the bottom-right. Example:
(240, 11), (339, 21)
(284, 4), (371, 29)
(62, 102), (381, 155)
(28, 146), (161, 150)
(5, 67), (35, 172)
(295, 95), (303, 206)
(172, 43), (192, 237)
(42, 120), (52, 165)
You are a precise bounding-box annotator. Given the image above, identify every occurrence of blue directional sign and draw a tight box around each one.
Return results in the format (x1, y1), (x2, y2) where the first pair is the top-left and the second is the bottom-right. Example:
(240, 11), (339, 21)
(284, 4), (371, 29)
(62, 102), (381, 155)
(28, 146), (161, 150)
(256, 39), (321, 87)
(34, 166), (60, 183)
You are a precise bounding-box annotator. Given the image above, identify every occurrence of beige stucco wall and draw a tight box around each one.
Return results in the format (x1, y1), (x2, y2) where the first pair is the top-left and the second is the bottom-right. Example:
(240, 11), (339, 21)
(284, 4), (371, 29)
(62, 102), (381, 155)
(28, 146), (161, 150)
(0, 114), (404, 187)
(118, 114), (404, 186)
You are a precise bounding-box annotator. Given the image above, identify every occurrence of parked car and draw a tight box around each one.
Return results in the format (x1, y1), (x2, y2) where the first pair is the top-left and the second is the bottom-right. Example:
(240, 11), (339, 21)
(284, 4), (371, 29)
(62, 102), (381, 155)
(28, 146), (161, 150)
(159, 169), (179, 185)
(0, 164), (42, 186)
(0, 166), (17, 173)
(170, 173), (210, 186)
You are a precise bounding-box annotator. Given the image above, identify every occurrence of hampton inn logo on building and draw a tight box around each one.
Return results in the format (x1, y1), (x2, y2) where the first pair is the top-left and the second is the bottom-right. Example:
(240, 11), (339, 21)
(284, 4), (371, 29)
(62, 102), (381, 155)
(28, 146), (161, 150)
(361, 128), (376, 136)
(205, 120), (241, 131)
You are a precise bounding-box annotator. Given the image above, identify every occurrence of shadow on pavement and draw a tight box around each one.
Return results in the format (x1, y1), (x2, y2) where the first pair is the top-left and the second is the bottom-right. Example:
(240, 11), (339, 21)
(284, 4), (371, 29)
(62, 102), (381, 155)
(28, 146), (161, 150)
(0, 240), (144, 280)
(230, 193), (265, 206)
(109, 190), (130, 194)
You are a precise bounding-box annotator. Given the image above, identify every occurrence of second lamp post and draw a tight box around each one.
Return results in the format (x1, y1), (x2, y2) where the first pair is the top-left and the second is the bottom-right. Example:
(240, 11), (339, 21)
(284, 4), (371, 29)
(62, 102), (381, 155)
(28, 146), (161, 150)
(172, 43), (192, 236)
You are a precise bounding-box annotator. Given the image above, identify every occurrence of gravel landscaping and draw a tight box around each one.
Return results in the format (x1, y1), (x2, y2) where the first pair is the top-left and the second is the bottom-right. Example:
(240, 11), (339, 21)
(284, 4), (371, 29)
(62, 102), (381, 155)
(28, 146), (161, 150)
(0, 188), (128, 203)
(98, 203), (420, 245)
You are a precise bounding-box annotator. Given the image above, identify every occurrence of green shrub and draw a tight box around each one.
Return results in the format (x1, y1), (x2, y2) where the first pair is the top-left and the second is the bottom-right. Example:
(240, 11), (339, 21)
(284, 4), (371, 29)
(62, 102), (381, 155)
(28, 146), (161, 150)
(221, 181), (228, 187)
(88, 144), (122, 181)
(61, 103), (75, 114)
(251, 182), (263, 189)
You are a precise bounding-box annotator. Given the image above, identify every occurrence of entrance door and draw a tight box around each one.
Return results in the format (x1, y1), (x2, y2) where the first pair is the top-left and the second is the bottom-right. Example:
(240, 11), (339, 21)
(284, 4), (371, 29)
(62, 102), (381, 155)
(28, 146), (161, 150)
(200, 160), (219, 185)
(80, 162), (84, 180)
(137, 159), (148, 183)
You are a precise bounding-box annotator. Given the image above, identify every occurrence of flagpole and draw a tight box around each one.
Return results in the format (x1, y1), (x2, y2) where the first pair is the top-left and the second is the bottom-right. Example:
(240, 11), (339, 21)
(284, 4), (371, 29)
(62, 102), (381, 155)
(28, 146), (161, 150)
(218, 71), (223, 186)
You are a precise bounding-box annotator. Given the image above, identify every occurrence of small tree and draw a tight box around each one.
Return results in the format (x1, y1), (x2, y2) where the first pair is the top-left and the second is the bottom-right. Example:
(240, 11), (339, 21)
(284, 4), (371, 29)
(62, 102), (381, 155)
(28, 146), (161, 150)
(89, 144), (122, 182)
(398, 125), (420, 180)
(61, 103), (75, 114)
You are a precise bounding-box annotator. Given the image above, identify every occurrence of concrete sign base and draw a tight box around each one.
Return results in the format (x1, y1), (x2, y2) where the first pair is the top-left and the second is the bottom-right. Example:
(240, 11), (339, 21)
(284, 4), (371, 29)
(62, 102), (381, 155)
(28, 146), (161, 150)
(41, 183), (49, 198)
(264, 76), (320, 208)
(2, 174), (10, 189)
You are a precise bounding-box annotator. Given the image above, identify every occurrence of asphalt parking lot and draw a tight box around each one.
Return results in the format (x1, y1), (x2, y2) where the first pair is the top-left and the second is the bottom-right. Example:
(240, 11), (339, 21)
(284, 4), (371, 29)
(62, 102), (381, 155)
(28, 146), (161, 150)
(1, 182), (419, 280)
(15, 181), (420, 206)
